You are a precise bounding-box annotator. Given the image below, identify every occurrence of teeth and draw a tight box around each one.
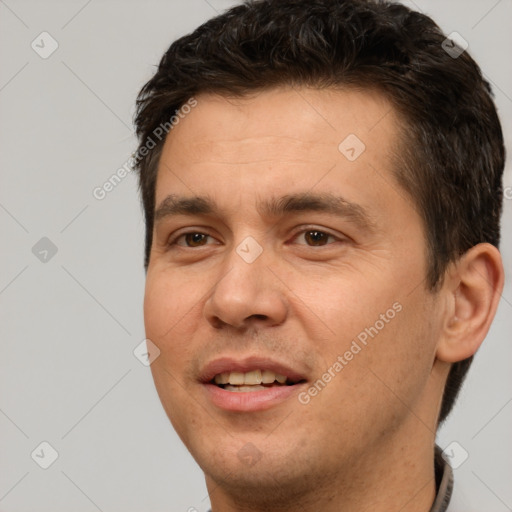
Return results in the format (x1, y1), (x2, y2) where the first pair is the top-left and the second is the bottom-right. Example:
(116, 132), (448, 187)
(225, 385), (266, 392)
(244, 370), (262, 385)
(213, 369), (289, 386)
(229, 372), (245, 385)
(261, 370), (275, 384)
(214, 372), (230, 385)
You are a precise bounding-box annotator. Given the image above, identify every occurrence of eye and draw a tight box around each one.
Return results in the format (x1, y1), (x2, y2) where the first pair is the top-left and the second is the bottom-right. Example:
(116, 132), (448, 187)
(293, 229), (339, 246)
(172, 232), (217, 247)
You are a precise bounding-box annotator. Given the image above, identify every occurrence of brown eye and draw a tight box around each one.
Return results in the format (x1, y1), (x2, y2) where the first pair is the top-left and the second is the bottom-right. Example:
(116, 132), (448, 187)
(177, 233), (209, 247)
(303, 230), (331, 246)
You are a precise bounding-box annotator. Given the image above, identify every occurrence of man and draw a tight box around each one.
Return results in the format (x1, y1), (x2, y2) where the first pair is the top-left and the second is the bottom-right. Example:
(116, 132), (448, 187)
(133, 0), (505, 510)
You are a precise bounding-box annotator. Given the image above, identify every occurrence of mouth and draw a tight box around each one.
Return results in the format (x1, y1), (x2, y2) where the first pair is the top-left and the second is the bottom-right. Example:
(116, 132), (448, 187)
(211, 369), (302, 392)
(200, 357), (308, 412)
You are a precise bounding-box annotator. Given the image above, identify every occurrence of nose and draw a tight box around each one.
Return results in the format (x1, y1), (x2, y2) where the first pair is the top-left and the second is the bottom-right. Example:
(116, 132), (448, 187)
(203, 243), (288, 330)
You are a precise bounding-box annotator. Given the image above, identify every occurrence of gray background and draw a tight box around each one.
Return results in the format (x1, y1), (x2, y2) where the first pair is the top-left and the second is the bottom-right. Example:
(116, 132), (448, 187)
(0, 0), (511, 511)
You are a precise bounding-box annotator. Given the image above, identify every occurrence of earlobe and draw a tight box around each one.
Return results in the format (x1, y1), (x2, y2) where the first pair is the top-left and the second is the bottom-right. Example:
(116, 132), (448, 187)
(436, 243), (504, 363)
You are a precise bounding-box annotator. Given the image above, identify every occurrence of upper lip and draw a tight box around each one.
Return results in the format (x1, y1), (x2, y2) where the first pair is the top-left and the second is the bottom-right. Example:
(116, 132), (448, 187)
(199, 356), (308, 384)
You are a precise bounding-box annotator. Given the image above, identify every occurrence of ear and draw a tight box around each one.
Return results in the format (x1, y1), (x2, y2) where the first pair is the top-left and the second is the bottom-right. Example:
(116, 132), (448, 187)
(436, 243), (504, 363)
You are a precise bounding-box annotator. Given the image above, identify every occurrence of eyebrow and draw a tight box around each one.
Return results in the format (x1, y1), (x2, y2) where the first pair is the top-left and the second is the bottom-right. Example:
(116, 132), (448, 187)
(154, 192), (376, 232)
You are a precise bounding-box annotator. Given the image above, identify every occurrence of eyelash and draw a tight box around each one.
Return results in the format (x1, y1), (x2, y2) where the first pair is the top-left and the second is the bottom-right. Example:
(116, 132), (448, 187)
(168, 227), (343, 248)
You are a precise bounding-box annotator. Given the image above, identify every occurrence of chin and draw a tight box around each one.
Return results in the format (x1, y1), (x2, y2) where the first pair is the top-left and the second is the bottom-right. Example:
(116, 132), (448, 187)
(207, 460), (300, 494)
(197, 437), (307, 484)
(202, 452), (321, 510)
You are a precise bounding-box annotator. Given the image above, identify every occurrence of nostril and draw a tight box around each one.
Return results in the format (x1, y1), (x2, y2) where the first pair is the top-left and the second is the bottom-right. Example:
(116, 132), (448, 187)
(249, 314), (268, 321)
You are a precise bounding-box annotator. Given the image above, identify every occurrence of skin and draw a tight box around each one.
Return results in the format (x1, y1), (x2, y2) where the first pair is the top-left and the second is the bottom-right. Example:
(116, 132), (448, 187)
(144, 87), (504, 512)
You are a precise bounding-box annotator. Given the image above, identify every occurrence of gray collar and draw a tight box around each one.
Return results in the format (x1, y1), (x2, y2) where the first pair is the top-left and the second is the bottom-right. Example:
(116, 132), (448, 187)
(430, 445), (454, 512)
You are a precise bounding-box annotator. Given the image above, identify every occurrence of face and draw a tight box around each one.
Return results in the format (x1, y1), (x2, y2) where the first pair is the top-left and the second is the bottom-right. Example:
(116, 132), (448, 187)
(144, 87), (444, 501)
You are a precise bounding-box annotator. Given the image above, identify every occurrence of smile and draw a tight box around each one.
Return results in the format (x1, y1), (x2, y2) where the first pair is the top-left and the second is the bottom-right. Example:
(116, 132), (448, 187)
(201, 358), (308, 411)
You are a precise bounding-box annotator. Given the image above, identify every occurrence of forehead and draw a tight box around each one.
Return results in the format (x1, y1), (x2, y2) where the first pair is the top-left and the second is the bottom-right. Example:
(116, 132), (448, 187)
(160, 87), (397, 166)
(154, 86), (408, 222)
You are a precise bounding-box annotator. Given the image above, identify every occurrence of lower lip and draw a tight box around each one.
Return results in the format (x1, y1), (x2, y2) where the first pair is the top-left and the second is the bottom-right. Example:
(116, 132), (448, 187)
(203, 382), (304, 412)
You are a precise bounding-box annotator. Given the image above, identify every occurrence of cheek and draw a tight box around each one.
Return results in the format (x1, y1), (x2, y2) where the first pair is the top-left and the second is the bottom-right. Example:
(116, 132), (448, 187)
(305, 267), (434, 388)
(356, 295), (436, 407)
(144, 269), (202, 342)
(144, 272), (204, 441)
(303, 296), (436, 449)
(297, 268), (394, 342)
